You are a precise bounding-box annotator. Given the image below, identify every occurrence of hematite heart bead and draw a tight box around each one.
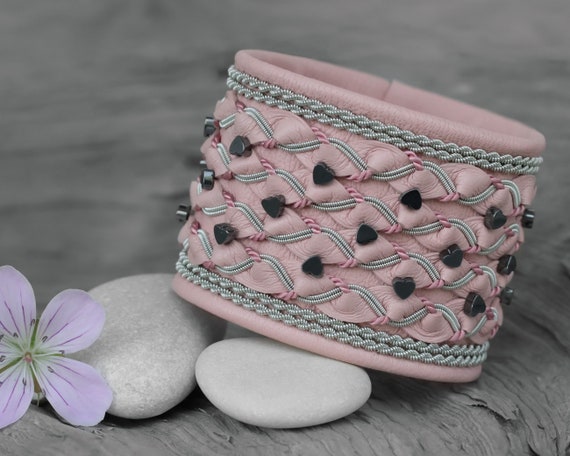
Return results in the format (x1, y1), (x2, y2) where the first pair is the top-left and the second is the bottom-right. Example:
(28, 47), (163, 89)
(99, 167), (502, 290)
(214, 223), (237, 245)
(399, 189), (422, 210)
(261, 194), (286, 218)
(522, 208), (535, 229)
(302, 256), (324, 278)
(229, 135), (253, 157)
(176, 204), (191, 222)
(497, 255), (517, 275)
(484, 206), (507, 230)
(392, 277), (416, 300)
(203, 116), (216, 137)
(439, 244), (463, 268)
(312, 162), (335, 185)
(500, 287), (515, 305)
(464, 292), (486, 317)
(200, 168), (215, 190)
(356, 224), (378, 245)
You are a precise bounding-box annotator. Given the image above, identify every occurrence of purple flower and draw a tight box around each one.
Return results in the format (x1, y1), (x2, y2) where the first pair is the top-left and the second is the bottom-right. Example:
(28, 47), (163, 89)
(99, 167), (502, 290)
(0, 266), (112, 429)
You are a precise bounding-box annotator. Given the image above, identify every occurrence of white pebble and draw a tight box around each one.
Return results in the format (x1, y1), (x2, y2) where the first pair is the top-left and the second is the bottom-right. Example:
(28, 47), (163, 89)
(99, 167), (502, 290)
(196, 337), (371, 428)
(73, 274), (226, 419)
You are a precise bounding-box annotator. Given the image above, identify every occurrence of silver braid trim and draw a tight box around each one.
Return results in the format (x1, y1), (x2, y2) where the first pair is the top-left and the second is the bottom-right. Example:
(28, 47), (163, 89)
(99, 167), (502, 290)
(176, 249), (489, 368)
(227, 66), (542, 175)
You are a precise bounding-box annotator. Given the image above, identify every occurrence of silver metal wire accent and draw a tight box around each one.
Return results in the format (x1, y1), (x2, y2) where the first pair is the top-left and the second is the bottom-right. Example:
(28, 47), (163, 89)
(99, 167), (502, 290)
(227, 66), (542, 175)
(176, 247), (490, 367)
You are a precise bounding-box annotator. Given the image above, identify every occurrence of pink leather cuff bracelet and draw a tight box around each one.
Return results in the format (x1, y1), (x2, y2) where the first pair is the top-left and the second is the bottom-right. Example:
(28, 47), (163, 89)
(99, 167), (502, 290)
(173, 50), (546, 382)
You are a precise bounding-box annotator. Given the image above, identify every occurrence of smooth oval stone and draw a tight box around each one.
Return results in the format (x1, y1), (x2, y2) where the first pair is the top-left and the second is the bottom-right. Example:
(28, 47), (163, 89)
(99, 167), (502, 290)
(196, 338), (371, 428)
(73, 274), (226, 419)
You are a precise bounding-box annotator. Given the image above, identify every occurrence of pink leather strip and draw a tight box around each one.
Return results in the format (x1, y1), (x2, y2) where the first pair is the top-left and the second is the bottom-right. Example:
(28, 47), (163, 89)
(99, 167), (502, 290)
(235, 50), (545, 157)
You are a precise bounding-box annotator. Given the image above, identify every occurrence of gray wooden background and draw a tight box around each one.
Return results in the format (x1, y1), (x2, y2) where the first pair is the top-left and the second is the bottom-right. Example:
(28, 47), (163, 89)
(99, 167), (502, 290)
(1, 1), (569, 455)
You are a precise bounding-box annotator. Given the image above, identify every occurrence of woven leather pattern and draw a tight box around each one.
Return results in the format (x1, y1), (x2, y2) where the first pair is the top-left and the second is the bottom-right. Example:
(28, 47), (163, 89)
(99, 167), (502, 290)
(181, 90), (536, 347)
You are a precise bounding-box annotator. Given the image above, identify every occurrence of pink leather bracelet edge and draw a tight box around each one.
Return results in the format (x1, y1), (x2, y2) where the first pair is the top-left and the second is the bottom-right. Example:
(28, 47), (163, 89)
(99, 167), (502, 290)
(173, 274), (482, 383)
(235, 49), (545, 158)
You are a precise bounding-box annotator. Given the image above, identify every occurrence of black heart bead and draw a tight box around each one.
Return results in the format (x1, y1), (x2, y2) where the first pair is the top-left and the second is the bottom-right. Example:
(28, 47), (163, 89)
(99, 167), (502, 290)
(229, 135), (253, 157)
(497, 255), (517, 275)
(400, 189), (422, 210)
(484, 206), (507, 230)
(312, 162), (335, 185)
(302, 256), (324, 278)
(522, 208), (535, 229)
(213, 223), (237, 245)
(261, 194), (286, 218)
(500, 287), (515, 306)
(176, 204), (191, 222)
(200, 168), (215, 190)
(464, 292), (486, 317)
(203, 116), (216, 137)
(439, 244), (463, 268)
(392, 277), (416, 300)
(356, 224), (378, 245)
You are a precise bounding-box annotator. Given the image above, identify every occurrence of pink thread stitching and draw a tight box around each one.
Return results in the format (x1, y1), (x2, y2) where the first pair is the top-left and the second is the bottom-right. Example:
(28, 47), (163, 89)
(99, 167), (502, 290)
(311, 126), (330, 144)
(490, 176), (505, 190)
(339, 258), (358, 268)
(292, 198), (311, 209)
(245, 247), (262, 262)
(370, 315), (390, 326)
(386, 223), (403, 234)
(471, 263), (484, 275)
(277, 290), (298, 300)
(466, 245), (482, 254)
(259, 157), (276, 175)
(427, 279), (445, 289)
(302, 217), (321, 234)
(347, 169), (373, 182)
(392, 243), (410, 260)
(203, 260), (216, 270)
(511, 204), (525, 217)
(405, 150), (424, 171)
(329, 276), (350, 293)
(345, 187), (364, 203)
(450, 330), (466, 342)
(261, 138), (278, 149)
(222, 191), (236, 208)
(440, 192), (461, 202)
(249, 232), (267, 241)
(435, 212), (452, 228)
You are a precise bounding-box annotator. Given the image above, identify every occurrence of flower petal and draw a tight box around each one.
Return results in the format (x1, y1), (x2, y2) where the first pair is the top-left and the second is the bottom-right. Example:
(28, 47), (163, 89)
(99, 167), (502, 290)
(0, 339), (19, 368)
(0, 361), (33, 429)
(37, 290), (105, 354)
(0, 266), (37, 341)
(34, 356), (112, 426)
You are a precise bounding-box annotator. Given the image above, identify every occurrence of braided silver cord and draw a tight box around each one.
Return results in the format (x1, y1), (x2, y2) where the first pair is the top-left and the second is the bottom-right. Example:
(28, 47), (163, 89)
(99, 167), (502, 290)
(176, 249), (490, 367)
(218, 108), (525, 209)
(227, 66), (542, 175)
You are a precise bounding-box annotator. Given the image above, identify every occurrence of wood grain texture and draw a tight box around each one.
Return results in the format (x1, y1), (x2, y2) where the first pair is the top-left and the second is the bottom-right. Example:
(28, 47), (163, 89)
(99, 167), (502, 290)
(1, 1), (569, 455)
